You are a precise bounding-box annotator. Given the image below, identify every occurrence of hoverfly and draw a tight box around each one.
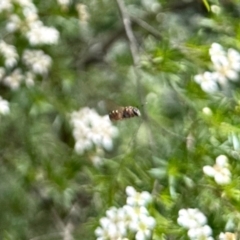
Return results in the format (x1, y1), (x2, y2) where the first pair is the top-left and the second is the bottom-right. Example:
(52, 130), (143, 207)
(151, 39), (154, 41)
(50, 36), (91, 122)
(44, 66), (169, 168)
(109, 106), (141, 121)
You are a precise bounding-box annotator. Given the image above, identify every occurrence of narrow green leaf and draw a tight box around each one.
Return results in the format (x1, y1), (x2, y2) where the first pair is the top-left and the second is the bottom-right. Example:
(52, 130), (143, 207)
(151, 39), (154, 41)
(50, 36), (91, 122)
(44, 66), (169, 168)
(202, 0), (210, 11)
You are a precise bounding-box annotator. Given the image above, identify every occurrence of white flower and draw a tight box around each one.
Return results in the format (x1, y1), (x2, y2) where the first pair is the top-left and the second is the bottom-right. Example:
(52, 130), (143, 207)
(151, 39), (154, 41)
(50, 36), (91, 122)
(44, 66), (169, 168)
(4, 2), (38, 32)
(70, 107), (118, 156)
(213, 60), (239, 85)
(219, 232), (236, 240)
(3, 69), (23, 90)
(203, 166), (216, 177)
(0, 96), (10, 115)
(22, 49), (52, 75)
(177, 208), (207, 229)
(216, 155), (228, 167)
(227, 48), (240, 71)
(209, 43), (240, 85)
(74, 138), (92, 155)
(17, 0), (36, 8)
(95, 226), (111, 240)
(188, 225), (212, 239)
(57, 0), (71, 8)
(133, 215), (156, 240)
(106, 207), (125, 224)
(211, 5), (221, 15)
(6, 14), (22, 32)
(209, 43), (225, 62)
(95, 188), (155, 240)
(178, 209), (213, 240)
(58, 0), (71, 5)
(126, 186), (152, 206)
(0, 41), (19, 68)
(203, 155), (231, 185)
(23, 4), (38, 25)
(123, 205), (149, 231)
(0, 0), (13, 13)
(26, 21), (59, 45)
(76, 4), (89, 22)
(95, 208), (127, 240)
(214, 168), (231, 185)
(24, 71), (35, 87)
(194, 71), (219, 93)
(202, 107), (212, 116)
(90, 148), (104, 166)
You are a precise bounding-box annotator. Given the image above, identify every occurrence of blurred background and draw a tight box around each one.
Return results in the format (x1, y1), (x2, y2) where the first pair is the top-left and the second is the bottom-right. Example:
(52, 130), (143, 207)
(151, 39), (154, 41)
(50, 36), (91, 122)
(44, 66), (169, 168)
(1, 0), (240, 239)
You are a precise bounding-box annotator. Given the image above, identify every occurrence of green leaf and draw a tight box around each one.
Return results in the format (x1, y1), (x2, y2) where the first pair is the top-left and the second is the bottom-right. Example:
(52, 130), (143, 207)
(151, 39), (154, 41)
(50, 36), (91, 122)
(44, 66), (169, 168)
(202, 0), (210, 12)
(148, 168), (167, 179)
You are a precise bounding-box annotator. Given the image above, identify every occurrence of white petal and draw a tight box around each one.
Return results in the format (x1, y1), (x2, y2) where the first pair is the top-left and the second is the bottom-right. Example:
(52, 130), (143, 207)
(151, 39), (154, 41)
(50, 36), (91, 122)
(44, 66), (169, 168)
(203, 166), (216, 177)
(216, 155), (228, 167)
(214, 171), (231, 185)
(126, 186), (136, 196)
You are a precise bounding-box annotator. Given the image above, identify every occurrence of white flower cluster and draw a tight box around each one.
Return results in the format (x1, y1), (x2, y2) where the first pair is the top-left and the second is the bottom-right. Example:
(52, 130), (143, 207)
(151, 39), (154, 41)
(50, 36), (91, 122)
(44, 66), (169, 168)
(203, 155), (231, 185)
(0, 0), (12, 12)
(0, 65), (10, 113)
(1, 0), (59, 46)
(0, 96), (10, 115)
(70, 107), (118, 156)
(26, 21), (59, 46)
(57, 0), (71, 7)
(0, 0), (59, 89)
(0, 67), (35, 89)
(0, 40), (18, 68)
(194, 43), (240, 93)
(22, 50), (52, 75)
(219, 232), (236, 240)
(178, 208), (213, 240)
(76, 4), (89, 23)
(95, 186), (155, 240)
(3, 69), (24, 90)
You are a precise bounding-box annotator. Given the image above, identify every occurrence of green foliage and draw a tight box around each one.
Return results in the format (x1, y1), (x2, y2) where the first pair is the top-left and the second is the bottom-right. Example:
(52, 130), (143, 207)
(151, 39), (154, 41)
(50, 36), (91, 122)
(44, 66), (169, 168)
(1, 0), (240, 239)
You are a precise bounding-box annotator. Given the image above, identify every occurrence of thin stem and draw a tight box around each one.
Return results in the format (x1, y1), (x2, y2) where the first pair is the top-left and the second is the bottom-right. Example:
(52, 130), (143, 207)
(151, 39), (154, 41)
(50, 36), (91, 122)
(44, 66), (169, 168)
(115, 0), (139, 66)
(115, 0), (145, 113)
